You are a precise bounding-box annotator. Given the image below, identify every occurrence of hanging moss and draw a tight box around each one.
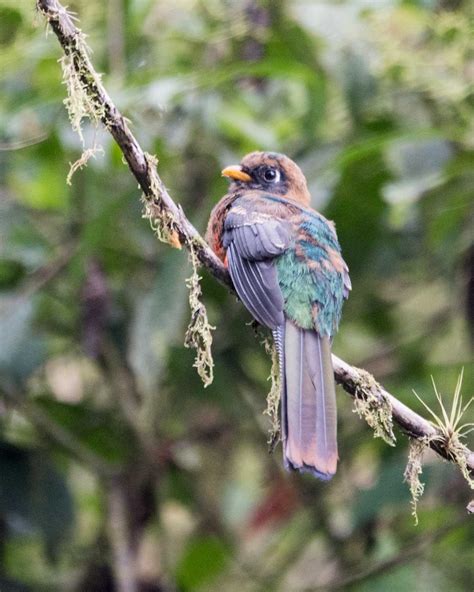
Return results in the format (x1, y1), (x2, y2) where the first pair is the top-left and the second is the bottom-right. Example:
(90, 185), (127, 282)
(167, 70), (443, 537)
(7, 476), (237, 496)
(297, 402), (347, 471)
(262, 334), (281, 452)
(352, 369), (396, 446)
(183, 242), (215, 387)
(404, 438), (426, 525)
(58, 26), (104, 184)
(141, 152), (182, 249)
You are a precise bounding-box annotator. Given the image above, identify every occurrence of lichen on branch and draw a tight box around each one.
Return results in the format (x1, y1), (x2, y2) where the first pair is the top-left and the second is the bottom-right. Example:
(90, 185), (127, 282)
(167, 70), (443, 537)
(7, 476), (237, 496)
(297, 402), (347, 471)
(351, 368), (396, 446)
(56, 20), (104, 183)
(262, 334), (281, 451)
(140, 154), (215, 387)
(184, 243), (215, 387)
(141, 152), (182, 249)
(404, 438), (426, 525)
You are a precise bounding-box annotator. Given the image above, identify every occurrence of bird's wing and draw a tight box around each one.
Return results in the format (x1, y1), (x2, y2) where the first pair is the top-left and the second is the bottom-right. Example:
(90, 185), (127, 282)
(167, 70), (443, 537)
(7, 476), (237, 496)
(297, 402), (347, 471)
(223, 200), (290, 329)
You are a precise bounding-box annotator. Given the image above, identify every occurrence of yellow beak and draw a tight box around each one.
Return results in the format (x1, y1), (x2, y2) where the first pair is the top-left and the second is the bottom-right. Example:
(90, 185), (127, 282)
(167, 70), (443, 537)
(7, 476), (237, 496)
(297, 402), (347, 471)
(221, 165), (252, 182)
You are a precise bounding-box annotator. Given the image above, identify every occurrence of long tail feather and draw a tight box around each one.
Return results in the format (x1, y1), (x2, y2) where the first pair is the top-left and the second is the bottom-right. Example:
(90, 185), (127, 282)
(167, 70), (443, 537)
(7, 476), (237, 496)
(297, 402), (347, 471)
(278, 319), (338, 480)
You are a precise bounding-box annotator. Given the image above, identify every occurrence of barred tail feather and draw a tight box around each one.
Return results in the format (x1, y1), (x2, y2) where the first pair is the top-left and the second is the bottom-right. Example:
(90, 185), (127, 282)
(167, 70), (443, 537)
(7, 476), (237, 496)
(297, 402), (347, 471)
(277, 319), (338, 480)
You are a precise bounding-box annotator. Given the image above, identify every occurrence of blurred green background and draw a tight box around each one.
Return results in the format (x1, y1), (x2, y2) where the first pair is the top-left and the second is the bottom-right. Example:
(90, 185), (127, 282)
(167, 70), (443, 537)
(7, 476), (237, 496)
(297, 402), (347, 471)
(0, 1), (473, 590)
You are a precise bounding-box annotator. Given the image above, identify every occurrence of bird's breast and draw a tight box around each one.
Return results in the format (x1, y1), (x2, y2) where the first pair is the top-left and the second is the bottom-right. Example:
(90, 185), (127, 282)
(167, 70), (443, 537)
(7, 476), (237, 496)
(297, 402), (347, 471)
(205, 193), (237, 263)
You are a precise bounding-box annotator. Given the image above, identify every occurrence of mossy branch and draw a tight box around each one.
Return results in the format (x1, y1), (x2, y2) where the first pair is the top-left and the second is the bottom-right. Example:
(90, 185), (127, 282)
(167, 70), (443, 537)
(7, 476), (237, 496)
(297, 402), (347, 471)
(37, 0), (474, 479)
(350, 367), (396, 446)
(37, 0), (222, 386)
(333, 355), (474, 477)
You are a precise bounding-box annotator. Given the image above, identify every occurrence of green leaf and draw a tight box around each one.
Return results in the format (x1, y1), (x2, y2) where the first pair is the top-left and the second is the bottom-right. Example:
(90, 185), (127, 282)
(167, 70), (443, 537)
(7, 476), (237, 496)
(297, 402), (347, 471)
(34, 397), (136, 465)
(0, 441), (74, 559)
(128, 250), (189, 394)
(325, 151), (390, 274)
(356, 565), (418, 592)
(0, 8), (22, 46)
(8, 135), (69, 211)
(0, 260), (25, 289)
(0, 296), (45, 384)
(176, 535), (229, 591)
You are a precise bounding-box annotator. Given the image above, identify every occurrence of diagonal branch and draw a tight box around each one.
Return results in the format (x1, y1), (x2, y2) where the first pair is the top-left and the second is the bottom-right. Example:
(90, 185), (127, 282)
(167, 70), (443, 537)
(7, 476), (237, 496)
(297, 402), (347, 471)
(36, 0), (230, 288)
(333, 356), (473, 473)
(36, 0), (473, 475)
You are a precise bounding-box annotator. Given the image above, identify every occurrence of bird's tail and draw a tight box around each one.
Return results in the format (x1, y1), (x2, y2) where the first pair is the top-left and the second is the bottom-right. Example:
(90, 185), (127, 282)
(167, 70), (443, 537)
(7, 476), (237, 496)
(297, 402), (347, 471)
(274, 320), (338, 480)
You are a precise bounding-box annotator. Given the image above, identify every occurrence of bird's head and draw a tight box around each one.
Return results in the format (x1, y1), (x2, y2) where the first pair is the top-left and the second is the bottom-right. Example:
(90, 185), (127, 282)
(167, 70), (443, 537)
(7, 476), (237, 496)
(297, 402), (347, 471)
(221, 151), (311, 207)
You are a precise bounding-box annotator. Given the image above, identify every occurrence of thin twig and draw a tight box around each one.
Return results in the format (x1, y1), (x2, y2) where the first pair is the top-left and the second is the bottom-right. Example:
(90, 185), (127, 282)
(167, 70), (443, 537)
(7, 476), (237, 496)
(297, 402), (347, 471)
(35, 0), (474, 475)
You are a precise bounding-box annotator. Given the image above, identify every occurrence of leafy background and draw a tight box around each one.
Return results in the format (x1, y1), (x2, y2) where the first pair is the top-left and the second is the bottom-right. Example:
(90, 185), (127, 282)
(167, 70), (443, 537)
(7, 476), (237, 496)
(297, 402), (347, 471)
(0, 0), (473, 590)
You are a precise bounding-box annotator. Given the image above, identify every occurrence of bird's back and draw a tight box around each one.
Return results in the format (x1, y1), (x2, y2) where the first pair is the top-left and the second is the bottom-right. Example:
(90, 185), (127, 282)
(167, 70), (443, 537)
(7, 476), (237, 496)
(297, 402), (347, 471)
(225, 192), (348, 337)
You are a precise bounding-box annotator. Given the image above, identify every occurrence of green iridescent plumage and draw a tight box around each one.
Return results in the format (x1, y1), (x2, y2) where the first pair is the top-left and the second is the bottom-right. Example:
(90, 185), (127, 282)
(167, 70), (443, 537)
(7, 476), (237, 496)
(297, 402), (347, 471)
(276, 208), (346, 336)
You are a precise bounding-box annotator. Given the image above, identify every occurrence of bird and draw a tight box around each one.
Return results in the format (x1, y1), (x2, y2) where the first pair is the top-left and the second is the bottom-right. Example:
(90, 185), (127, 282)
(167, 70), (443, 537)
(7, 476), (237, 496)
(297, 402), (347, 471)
(206, 152), (350, 480)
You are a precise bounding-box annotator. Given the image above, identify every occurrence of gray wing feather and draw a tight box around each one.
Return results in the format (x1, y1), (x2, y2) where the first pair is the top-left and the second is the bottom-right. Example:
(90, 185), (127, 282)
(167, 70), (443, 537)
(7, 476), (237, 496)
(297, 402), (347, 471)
(224, 206), (290, 330)
(227, 242), (284, 329)
(223, 211), (290, 261)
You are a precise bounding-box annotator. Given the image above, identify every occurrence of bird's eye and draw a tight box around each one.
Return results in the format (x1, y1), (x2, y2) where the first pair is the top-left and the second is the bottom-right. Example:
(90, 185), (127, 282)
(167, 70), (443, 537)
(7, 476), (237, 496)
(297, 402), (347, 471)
(262, 167), (280, 183)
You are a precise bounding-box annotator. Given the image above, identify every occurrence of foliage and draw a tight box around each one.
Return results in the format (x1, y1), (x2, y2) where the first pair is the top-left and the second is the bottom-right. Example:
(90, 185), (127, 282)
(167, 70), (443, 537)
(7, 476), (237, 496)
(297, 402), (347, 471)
(0, 0), (473, 590)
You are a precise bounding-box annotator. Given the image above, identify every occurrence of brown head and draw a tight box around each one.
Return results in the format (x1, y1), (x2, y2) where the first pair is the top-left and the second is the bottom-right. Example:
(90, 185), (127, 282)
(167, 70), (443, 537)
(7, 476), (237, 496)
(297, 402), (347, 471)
(222, 151), (311, 207)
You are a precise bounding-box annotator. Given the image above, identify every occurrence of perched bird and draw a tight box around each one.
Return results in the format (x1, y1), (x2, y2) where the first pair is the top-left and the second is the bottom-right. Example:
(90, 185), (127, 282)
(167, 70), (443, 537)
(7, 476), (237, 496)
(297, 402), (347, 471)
(206, 152), (350, 480)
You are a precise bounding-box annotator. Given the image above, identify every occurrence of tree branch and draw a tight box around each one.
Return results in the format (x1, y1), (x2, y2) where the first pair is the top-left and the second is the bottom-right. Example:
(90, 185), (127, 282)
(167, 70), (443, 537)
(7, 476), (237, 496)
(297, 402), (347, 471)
(36, 0), (473, 476)
(37, 0), (230, 288)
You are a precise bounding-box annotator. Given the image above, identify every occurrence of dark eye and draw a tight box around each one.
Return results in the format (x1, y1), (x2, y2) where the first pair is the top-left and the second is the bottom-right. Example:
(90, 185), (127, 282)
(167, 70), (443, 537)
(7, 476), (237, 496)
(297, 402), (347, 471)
(262, 167), (280, 183)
